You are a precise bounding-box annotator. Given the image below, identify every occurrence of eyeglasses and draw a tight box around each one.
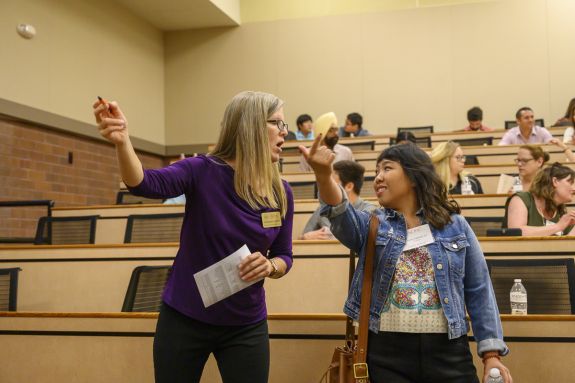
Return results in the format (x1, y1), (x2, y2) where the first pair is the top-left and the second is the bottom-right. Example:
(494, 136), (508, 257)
(454, 155), (466, 162)
(267, 119), (288, 133)
(514, 158), (534, 165)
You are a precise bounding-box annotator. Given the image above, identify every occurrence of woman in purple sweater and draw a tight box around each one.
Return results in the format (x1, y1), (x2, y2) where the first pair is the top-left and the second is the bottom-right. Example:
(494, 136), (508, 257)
(93, 91), (294, 383)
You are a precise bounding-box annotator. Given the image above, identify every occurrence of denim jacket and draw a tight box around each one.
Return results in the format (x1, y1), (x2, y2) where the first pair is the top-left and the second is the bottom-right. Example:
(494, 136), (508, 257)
(321, 193), (509, 357)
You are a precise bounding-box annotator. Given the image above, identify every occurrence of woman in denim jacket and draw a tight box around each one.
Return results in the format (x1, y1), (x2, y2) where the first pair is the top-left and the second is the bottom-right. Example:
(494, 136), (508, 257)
(300, 138), (512, 383)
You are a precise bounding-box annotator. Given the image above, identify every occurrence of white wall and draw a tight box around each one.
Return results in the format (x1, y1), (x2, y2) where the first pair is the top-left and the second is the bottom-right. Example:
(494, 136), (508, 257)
(165, 0), (575, 145)
(0, 0), (165, 144)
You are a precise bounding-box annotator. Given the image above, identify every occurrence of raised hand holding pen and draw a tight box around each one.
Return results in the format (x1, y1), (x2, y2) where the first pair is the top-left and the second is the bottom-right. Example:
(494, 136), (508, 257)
(92, 97), (142, 187)
(93, 97), (129, 146)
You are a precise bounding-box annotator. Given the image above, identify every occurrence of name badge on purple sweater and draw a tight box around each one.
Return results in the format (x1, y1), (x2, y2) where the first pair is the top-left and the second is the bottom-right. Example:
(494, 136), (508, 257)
(261, 211), (282, 228)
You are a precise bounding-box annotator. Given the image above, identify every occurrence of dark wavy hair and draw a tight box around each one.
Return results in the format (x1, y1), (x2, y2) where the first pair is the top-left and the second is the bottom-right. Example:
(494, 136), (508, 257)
(376, 143), (460, 229)
(564, 97), (575, 119)
(530, 162), (575, 216)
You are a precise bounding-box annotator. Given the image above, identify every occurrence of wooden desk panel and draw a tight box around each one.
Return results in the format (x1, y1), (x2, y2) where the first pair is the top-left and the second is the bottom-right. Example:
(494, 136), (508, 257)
(53, 194), (566, 241)
(0, 313), (573, 383)
(280, 128), (566, 152)
(1, 239), (575, 313)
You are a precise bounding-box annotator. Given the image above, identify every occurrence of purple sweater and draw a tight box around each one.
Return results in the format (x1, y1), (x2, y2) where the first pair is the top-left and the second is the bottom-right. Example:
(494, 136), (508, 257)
(128, 155), (294, 325)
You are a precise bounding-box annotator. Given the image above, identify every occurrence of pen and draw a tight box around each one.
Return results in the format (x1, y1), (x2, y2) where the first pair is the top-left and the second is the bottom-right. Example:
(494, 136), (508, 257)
(97, 96), (113, 112)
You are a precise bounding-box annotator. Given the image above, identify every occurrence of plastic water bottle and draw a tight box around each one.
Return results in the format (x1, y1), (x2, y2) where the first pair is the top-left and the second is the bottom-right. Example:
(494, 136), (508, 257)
(510, 279), (527, 315)
(486, 368), (504, 383)
(512, 177), (523, 193)
(461, 176), (474, 195)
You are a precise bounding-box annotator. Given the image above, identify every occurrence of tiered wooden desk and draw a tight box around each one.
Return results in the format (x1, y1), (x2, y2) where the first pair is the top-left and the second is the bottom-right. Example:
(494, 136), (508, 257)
(55, 193), (573, 242)
(281, 144), (571, 172)
(277, 127), (566, 156)
(1, 238), (574, 313)
(3, 129), (573, 383)
(1, 311), (573, 383)
(1, 235), (575, 382)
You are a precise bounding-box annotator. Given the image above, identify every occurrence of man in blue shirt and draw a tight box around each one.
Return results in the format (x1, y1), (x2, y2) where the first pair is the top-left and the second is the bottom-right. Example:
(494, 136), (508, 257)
(339, 112), (371, 137)
(295, 114), (314, 140)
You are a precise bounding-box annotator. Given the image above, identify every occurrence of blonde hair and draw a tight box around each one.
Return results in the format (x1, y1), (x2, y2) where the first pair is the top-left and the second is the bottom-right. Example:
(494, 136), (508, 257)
(430, 141), (467, 190)
(210, 91), (288, 217)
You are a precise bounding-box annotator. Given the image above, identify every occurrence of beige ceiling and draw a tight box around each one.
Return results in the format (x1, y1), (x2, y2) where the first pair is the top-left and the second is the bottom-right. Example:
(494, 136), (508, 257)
(113, 0), (240, 30)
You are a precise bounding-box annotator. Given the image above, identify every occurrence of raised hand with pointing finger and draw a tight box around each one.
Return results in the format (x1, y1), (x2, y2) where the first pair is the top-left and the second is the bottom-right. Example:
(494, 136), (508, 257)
(299, 133), (344, 206)
(298, 133), (336, 177)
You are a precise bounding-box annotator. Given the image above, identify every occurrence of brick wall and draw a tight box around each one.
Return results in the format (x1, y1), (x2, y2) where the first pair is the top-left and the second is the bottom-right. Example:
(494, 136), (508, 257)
(0, 117), (166, 239)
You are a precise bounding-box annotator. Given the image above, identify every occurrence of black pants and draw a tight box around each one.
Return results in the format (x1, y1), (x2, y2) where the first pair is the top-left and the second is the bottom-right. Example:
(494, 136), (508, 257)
(153, 304), (270, 383)
(367, 331), (480, 383)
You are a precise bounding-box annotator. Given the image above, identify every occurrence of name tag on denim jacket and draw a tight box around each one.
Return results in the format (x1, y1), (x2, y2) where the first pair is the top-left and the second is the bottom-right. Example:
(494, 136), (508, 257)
(404, 224), (434, 251)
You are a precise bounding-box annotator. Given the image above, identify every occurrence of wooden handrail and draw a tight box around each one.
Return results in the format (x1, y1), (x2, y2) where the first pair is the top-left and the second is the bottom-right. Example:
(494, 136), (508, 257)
(50, 194), (513, 211)
(2, 236), (575, 251)
(0, 312), (574, 321)
(53, 203), (172, 211)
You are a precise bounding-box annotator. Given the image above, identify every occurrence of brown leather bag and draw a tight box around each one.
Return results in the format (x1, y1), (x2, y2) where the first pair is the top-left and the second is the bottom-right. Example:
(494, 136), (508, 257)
(320, 215), (378, 383)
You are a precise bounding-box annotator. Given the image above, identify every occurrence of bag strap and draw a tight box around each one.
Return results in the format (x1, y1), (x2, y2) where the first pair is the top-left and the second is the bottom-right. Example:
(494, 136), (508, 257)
(353, 215), (379, 382)
(345, 249), (357, 345)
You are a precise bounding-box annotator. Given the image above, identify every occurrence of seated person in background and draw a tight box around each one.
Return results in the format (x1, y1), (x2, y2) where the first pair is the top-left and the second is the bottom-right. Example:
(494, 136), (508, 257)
(164, 194), (186, 205)
(504, 163), (575, 236)
(299, 112), (353, 172)
(463, 106), (494, 132)
(163, 153), (187, 204)
(555, 97), (575, 127)
(501, 141), (571, 193)
(295, 114), (314, 141)
(562, 103), (575, 144)
(394, 131), (416, 145)
(338, 112), (371, 137)
(300, 161), (376, 239)
(508, 145), (550, 193)
(499, 107), (553, 145)
(431, 141), (483, 194)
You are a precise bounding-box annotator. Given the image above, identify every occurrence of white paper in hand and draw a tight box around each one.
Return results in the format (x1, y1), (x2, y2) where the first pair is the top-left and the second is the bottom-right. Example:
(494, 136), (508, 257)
(497, 174), (515, 194)
(193, 244), (259, 308)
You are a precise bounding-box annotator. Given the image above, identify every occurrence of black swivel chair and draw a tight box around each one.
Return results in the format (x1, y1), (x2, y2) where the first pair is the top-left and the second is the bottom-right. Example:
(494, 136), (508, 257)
(281, 146), (301, 154)
(453, 137), (493, 147)
(34, 216), (98, 245)
(397, 126), (434, 135)
(465, 217), (504, 237)
(289, 181), (317, 200)
(486, 258), (575, 314)
(465, 155), (479, 165)
(116, 191), (164, 205)
(344, 140), (376, 151)
(504, 120), (517, 130)
(124, 213), (185, 243)
(121, 266), (172, 312)
(505, 119), (545, 130)
(389, 136), (432, 148)
(0, 268), (21, 311)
